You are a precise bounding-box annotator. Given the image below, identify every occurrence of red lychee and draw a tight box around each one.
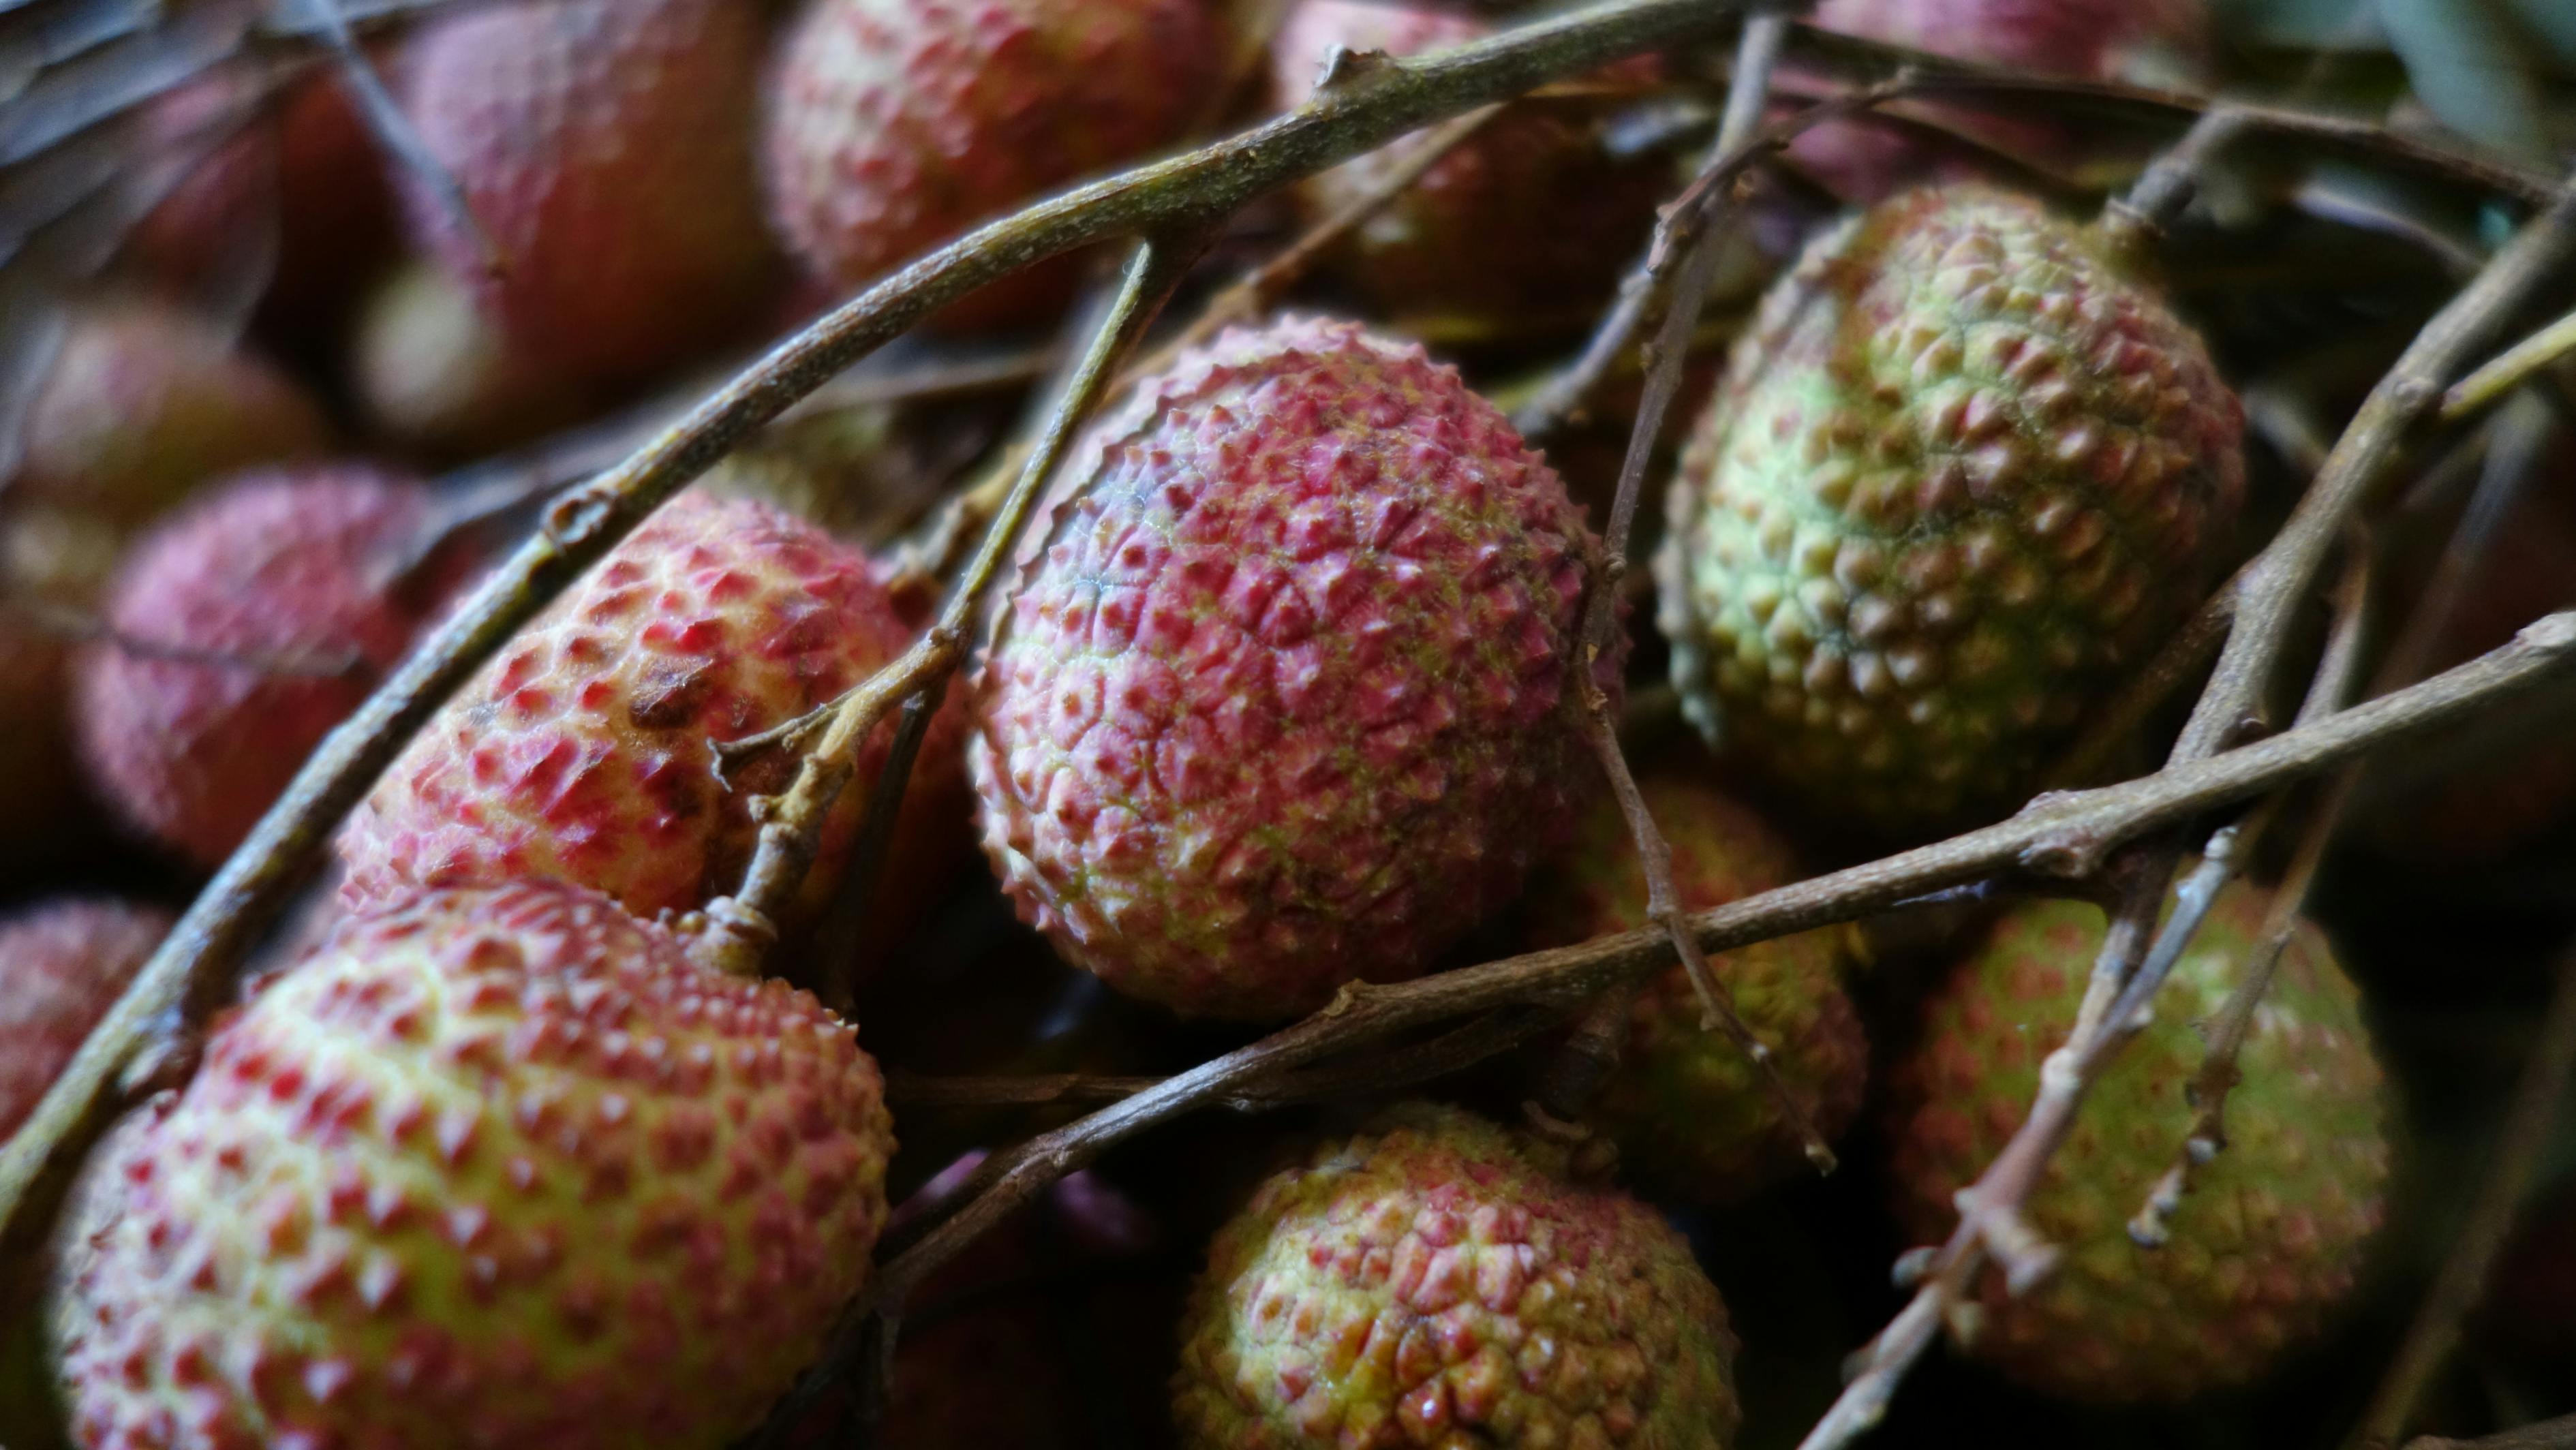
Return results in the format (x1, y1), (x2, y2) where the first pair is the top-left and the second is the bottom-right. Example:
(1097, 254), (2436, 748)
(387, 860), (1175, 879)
(1270, 0), (1668, 318)
(0, 898), (172, 1139)
(397, 0), (780, 384)
(1788, 0), (2213, 200)
(48, 880), (895, 1450)
(761, 0), (1221, 330)
(339, 489), (966, 926)
(74, 465), (453, 867)
(7, 299), (332, 573)
(972, 315), (1613, 1020)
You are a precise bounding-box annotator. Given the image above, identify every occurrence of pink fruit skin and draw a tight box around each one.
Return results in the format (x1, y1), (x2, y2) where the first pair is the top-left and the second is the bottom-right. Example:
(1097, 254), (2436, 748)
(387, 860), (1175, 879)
(75, 467), (448, 868)
(1270, 0), (1666, 315)
(761, 0), (1220, 331)
(1790, 0), (2212, 200)
(339, 490), (964, 925)
(12, 300), (333, 531)
(972, 316), (1614, 1020)
(398, 0), (780, 384)
(0, 899), (172, 1139)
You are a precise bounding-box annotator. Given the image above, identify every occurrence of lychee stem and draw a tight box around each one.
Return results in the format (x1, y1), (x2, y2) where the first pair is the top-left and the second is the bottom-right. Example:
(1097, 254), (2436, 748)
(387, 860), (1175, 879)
(288, 0), (505, 276)
(697, 230), (1206, 980)
(1536, 10), (1837, 1170)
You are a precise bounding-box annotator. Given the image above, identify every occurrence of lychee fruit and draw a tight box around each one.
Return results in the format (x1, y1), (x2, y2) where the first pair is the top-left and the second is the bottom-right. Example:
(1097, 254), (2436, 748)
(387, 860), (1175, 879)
(1171, 1102), (1741, 1447)
(397, 0), (779, 384)
(1656, 185), (2244, 834)
(1527, 771), (1868, 1201)
(1789, 0), (2214, 201)
(1270, 0), (1668, 319)
(7, 299), (332, 572)
(48, 880), (895, 1450)
(698, 401), (936, 549)
(1886, 883), (2390, 1401)
(0, 898), (173, 1139)
(970, 315), (1613, 1021)
(761, 0), (1221, 331)
(352, 260), (596, 463)
(74, 465), (453, 867)
(338, 489), (966, 926)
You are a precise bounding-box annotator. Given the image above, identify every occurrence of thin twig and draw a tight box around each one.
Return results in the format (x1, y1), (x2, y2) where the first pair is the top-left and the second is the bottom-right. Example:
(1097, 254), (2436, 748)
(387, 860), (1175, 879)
(870, 617), (2576, 1331)
(812, 688), (942, 1012)
(1551, 10), (1824, 1160)
(2348, 944), (2576, 1450)
(0, 0), (1760, 1259)
(2040, 574), (2238, 790)
(283, 0), (500, 275)
(5, 598), (367, 679)
(2441, 303), (2576, 425)
(691, 232), (1205, 977)
(2130, 533), (2376, 1247)
(1798, 155), (2576, 1450)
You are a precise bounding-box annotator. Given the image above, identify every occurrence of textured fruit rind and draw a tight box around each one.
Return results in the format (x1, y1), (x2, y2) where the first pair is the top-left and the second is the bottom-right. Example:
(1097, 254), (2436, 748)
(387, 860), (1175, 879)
(971, 316), (1612, 1020)
(12, 301), (331, 532)
(50, 882), (895, 1450)
(340, 489), (957, 923)
(1886, 884), (2389, 1401)
(0, 899), (172, 1139)
(1270, 0), (1665, 316)
(1530, 774), (1867, 1201)
(1657, 185), (2243, 831)
(76, 467), (441, 867)
(763, 0), (1218, 329)
(399, 0), (777, 382)
(1172, 1102), (1739, 1449)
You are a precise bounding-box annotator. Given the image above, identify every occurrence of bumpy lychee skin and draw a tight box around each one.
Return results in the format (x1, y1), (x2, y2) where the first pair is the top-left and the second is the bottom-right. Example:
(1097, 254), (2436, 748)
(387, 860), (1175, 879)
(48, 881), (895, 1450)
(1172, 1102), (1739, 1448)
(10, 300), (331, 538)
(340, 489), (963, 923)
(1657, 186), (2243, 833)
(399, 0), (778, 384)
(1271, 0), (1665, 318)
(1791, 0), (2212, 200)
(972, 317), (1612, 1021)
(1529, 773), (1867, 1201)
(762, 0), (1219, 330)
(1886, 885), (2389, 1401)
(0, 899), (172, 1139)
(75, 467), (447, 867)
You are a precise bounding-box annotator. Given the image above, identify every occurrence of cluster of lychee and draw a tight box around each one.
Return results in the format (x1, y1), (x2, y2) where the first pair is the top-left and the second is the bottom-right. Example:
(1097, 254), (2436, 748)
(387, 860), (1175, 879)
(0, 0), (2475, 1444)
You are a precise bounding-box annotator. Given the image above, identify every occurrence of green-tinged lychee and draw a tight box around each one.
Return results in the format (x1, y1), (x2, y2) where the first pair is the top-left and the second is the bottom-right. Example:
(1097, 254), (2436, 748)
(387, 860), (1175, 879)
(698, 402), (936, 549)
(338, 489), (966, 925)
(48, 880), (895, 1450)
(7, 300), (332, 567)
(761, 0), (1221, 330)
(397, 0), (779, 384)
(1171, 1102), (1740, 1448)
(74, 465), (455, 867)
(1270, 0), (1666, 319)
(351, 261), (597, 462)
(1528, 772), (1867, 1201)
(970, 315), (1613, 1021)
(0, 899), (172, 1139)
(1657, 185), (2244, 834)
(1886, 884), (2389, 1401)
